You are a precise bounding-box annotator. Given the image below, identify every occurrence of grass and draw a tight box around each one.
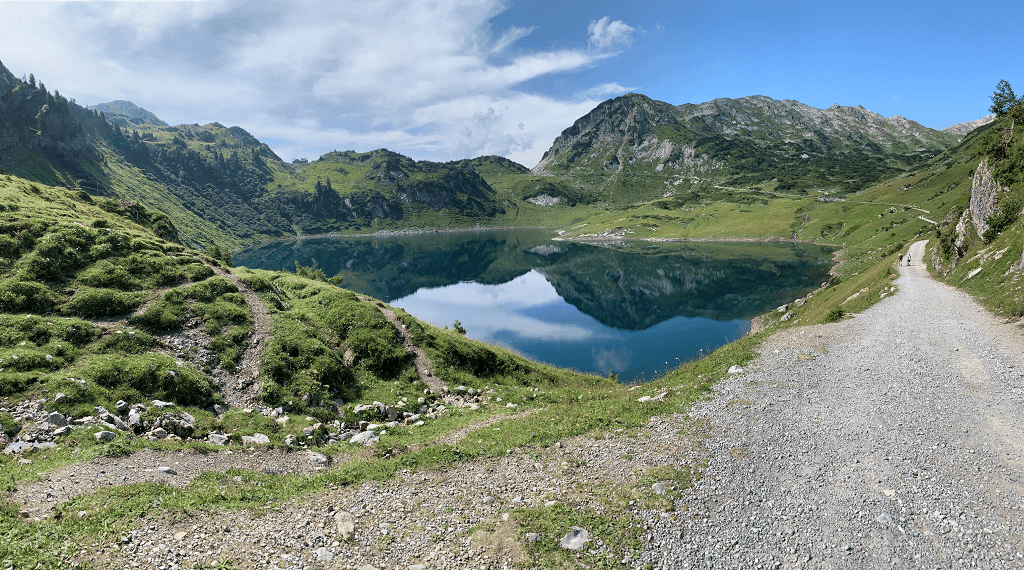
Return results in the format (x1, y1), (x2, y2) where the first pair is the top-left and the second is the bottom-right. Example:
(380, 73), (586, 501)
(0, 110), (1018, 568)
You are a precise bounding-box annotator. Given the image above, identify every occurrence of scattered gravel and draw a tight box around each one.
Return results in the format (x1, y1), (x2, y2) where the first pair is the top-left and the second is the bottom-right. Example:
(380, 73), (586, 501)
(638, 241), (1024, 569)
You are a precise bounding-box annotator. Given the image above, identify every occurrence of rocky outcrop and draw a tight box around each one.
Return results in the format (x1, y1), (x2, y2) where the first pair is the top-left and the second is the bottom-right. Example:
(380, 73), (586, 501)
(969, 158), (1009, 238)
(943, 114), (996, 136)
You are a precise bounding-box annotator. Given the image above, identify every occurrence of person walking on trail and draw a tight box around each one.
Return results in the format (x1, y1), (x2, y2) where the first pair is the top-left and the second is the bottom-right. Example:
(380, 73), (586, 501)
(906, 254), (911, 266)
(898, 253), (903, 266)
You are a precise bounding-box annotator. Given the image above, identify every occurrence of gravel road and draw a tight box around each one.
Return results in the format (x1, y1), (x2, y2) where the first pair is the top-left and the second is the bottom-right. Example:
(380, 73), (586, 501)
(639, 240), (1024, 569)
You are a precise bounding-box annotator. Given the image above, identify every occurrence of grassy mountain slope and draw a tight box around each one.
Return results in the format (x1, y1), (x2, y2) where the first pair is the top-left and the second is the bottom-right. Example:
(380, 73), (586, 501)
(532, 93), (960, 207)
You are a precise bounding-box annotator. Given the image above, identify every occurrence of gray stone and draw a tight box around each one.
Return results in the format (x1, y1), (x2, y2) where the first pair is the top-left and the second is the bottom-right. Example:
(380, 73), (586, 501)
(52, 393), (66, 405)
(150, 427), (168, 439)
(241, 433), (270, 445)
(45, 412), (67, 428)
(207, 433), (229, 445)
(213, 404), (227, 415)
(152, 399), (175, 408)
(314, 547), (333, 561)
(652, 482), (666, 495)
(307, 451), (328, 467)
(727, 365), (744, 374)
(335, 510), (356, 540)
(386, 406), (399, 421)
(560, 527), (589, 550)
(351, 431), (379, 446)
(482, 496), (495, 504)
(526, 532), (540, 543)
(284, 434), (298, 447)
(156, 466), (176, 475)
(52, 426), (72, 438)
(780, 311), (795, 322)
(115, 400), (129, 413)
(94, 430), (116, 441)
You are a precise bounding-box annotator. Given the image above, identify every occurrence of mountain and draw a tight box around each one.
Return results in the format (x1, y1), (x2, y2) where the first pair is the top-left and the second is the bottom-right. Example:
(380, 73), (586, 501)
(88, 100), (168, 127)
(0, 60), (511, 250)
(942, 114), (995, 136)
(534, 93), (960, 196)
(0, 58), (971, 250)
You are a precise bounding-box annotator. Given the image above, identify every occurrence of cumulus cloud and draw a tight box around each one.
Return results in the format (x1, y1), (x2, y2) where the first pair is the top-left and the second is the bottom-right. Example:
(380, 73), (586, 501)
(0, 0), (628, 167)
(587, 16), (635, 49)
(578, 82), (638, 99)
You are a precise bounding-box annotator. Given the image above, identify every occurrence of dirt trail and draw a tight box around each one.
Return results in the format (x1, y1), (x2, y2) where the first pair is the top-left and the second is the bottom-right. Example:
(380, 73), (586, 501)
(639, 239), (1024, 568)
(357, 294), (446, 394)
(214, 266), (271, 409)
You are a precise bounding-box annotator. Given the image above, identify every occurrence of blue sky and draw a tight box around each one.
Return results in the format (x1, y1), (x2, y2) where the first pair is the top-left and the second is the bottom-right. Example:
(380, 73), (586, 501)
(1, 0), (1021, 168)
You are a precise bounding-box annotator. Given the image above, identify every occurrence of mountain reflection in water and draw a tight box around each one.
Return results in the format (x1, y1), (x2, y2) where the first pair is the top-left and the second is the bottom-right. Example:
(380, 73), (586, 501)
(234, 230), (834, 380)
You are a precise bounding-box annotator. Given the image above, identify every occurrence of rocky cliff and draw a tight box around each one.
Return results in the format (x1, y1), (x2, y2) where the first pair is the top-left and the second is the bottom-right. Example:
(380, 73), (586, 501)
(969, 157), (1008, 238)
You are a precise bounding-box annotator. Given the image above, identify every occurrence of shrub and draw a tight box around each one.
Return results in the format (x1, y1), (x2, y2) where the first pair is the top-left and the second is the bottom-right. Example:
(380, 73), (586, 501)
(823, 306), (845, 323)
(345, 327), (408, 377)
(62, 287), (142, 318)
(0, 280), (59, 313)
(185, 276), (238, 302)
(131, 288), (186, 331)
(185, 263), (214, 282)
(98, 329), (156, 354)
(0, 315), (97, 347)
(77, 354), (214, 406)
(77, 260), (141, 290)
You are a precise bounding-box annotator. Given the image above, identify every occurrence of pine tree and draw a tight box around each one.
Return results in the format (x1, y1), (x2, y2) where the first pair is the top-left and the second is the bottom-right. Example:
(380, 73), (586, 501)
(990, 79), (1019, 117)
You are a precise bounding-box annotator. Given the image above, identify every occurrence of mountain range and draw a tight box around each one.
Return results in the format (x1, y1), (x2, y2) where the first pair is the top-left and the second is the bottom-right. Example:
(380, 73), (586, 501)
(0, 59), (992, 251)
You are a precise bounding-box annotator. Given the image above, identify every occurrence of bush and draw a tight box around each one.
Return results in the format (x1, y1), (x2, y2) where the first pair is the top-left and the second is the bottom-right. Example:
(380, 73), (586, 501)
(823, 306), (845, 323)
(185, 263), (215, 282)
(77, 260), (141, 290)
(185, 276), (238, 302)
(77, 354), (214, 406)
(345, 327), (408, 377)
(131, 289), (186, 331)
(62, 287), (142, 318)
(0, 280), (59, 313)
(98, 329), (156, 354)
(0, 315), (97, 347)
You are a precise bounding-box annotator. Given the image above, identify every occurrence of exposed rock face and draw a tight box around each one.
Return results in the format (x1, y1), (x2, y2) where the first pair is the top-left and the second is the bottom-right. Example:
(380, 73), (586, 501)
(942, 115), (996, 136)
(969, 158), (1008, 238)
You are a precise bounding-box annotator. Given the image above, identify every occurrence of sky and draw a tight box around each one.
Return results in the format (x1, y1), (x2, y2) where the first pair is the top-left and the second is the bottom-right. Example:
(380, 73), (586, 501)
(1, 0), (1022, 168)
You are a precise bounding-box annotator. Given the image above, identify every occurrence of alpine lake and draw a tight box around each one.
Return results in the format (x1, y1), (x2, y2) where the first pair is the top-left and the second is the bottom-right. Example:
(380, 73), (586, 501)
(234, 230), (835, 381)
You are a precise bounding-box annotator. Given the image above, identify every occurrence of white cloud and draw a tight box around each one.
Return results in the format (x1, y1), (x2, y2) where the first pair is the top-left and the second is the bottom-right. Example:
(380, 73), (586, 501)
(587, 16), (635, 49)
(0, 0), (628, 167)
(491, 25), (535, 53)
(578, 82), (637, 99)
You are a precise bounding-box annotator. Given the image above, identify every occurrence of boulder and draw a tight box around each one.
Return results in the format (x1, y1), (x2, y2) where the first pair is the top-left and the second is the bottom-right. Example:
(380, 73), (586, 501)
(241, 433), (270, 445)
(560, 527), (589, 550)
(350, 431), (378, 446)
(207, 433), (229, 445)
(94, 431), (116, 441)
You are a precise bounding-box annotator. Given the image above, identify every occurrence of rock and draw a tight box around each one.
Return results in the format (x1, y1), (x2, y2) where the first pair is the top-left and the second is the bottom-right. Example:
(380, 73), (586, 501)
(482, 496), (495, 504)
(780, 311), (795, 322)
(351, 431), (379, 446)
(284, 434), (298, 447)
(94, 430), (116, 441)
(335, 511), (356, 540)
(307, 451), (328, 467)
(116, 400), (129, 413)
(152, 400), (175, 408)
(776, 304), (790, 312)
(727, 365), (744, 374)
(385, 406), (398, 421)
(127, 410), (142, 431)
(560, 527), (589, 551)
(526, 532), (540, 543)
(109, 415), (130, 432)
(207, 433), (229, 445)
(150, 427), (168, 439)
(315, 547), (334, 562)
(276, 416), (289, 426)
(213, 404), (227, 415)
(46, 412), (67, 428)
(241, 433), (270, 445)
(173, 531), (186, 541)
(52, 426), (71, 437)
(52, 393), (65, 405)
(652, 482), (666, 495)
(408, 565), (426, 570)
(156, 466), (176, 475)
(357, 565), (380, 570)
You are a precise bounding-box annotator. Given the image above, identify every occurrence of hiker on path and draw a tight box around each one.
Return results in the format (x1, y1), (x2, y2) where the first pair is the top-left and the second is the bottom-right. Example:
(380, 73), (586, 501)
(898, 254), (903, 266)
(906, 254), (911, 266)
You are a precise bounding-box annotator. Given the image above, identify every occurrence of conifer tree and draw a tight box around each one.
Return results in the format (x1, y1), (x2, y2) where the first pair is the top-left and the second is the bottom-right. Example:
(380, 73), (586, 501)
(990, 79), (1019, 117)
